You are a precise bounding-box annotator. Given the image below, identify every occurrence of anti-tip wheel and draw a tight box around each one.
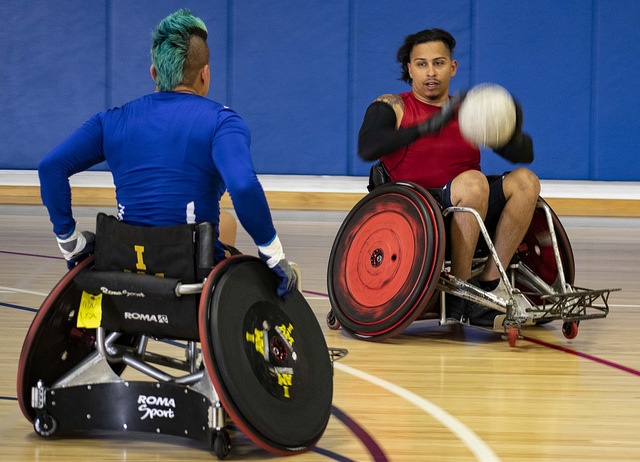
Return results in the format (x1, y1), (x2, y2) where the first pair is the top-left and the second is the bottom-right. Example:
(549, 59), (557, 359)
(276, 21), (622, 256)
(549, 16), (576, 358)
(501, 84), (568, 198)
(562, 321), (579, 339)
(507, 327), (519, 347)
(34, 412), (58, 437)
(213, 429), (231, 460)
(326, 310), (341, 330)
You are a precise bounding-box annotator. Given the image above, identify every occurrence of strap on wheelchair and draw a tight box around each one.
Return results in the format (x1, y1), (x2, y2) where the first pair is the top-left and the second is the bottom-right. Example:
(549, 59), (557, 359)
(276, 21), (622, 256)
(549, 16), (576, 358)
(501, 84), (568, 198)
(74, 269), (181, 300)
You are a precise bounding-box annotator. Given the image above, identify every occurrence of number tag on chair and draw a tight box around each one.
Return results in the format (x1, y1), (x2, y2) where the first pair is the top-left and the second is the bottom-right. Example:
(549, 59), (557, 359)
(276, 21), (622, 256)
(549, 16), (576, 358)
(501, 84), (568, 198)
(77, 291), (103, 328)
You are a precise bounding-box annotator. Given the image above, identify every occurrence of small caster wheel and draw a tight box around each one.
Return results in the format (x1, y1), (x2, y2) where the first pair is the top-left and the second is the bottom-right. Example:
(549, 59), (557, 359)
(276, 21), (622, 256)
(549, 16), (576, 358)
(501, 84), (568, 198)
(34, 412), (58, 437)
(326, 310), (341, 330)
(562, 321), (579, 339)
(213, 429), (231, 460)
(507, 327), (518, 347)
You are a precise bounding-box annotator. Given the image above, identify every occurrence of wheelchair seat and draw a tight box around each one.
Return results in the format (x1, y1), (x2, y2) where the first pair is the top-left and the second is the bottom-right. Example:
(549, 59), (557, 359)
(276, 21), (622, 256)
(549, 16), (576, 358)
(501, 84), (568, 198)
(17, 214), (336, 459)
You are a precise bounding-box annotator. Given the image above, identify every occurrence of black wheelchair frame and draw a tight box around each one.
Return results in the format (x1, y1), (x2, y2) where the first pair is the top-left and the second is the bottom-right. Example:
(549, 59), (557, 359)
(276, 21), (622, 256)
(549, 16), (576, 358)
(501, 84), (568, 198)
(17, 217), (343, 460)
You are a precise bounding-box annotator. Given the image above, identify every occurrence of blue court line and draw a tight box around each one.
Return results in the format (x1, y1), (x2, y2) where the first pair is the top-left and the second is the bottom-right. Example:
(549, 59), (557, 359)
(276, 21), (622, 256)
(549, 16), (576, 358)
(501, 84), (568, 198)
(0, 302), (37, 312)
(312, 445), (359, 461)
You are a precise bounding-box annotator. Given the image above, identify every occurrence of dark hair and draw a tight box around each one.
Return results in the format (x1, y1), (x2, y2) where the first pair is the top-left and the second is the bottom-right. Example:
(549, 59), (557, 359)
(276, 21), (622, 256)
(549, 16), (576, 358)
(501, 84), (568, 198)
(396, 28), (456, 84)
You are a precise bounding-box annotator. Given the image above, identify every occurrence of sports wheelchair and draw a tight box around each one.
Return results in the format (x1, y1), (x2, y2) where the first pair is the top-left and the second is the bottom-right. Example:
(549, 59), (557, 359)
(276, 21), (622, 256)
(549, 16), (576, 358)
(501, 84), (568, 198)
(17, 213), (339, 459)
(326, 181), (618, 346)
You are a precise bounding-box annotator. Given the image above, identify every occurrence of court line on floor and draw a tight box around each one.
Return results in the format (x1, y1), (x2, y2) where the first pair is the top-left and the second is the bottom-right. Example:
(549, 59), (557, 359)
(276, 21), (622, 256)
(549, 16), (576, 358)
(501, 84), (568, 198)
(523, 335), (640, 376)
(325, 406), (388, 462)
(3, 317), (386, 462)
(0, 286), (49, 297)
(334, 362), (500, 462)
(0, 250), (60, 260)
(306, 289), (640, 375)
(3, 256), (634, 457)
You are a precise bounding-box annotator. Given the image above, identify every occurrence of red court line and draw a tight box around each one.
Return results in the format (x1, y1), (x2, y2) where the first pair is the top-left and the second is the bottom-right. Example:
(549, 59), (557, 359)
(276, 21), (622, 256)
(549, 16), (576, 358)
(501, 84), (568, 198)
(305, 289), (640, 378)
(523, 335), (640, 376)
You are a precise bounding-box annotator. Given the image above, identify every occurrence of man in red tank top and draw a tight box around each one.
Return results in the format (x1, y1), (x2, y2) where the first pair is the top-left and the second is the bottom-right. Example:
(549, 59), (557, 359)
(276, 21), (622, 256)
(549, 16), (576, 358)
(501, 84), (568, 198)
(358, 28), (540, 328)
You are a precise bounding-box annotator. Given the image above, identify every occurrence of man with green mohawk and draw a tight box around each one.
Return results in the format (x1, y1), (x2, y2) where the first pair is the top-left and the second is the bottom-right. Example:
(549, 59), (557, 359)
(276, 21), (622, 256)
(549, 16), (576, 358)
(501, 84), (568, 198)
(38, 9), (297, 298)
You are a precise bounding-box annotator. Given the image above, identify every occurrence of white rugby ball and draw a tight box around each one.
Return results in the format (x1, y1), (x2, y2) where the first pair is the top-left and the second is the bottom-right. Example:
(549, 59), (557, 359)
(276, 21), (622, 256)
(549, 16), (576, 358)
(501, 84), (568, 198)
(458, 83), (516, 149)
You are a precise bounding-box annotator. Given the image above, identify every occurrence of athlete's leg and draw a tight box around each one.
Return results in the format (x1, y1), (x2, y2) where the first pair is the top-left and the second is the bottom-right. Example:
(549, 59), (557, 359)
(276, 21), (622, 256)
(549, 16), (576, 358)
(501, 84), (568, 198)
(448, 170), (490, 280)
(478, 168), (540, 282)
(219, 209), (237, 247)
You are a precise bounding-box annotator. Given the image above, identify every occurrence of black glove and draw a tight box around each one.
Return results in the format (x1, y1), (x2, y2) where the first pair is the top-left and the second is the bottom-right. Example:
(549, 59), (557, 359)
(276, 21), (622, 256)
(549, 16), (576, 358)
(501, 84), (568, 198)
(56, 229), (95, 270)
(262, 256), (298, 299)
(416, 91), (466, 136)
(493, 100), (534, 163)
(504, 99), (524, 142)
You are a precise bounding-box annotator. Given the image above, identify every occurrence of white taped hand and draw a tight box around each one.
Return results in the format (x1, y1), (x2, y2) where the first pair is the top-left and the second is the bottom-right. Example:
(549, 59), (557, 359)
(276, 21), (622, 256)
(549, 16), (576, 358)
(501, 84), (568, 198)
(56, 228), (95, 269)
(257, 234), (285, 268)
(258, 234), (297, 298)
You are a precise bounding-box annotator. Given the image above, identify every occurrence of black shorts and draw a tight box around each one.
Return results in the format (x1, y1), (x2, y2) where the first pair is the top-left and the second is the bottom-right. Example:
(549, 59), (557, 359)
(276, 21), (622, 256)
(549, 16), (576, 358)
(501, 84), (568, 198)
(427, 173), (507, 237)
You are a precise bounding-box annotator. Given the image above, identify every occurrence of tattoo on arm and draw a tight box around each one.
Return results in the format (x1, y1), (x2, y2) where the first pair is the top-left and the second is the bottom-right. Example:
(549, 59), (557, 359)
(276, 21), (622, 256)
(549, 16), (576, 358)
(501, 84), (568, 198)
(375, 94), (404, 128)
(375, 94), (402, 109)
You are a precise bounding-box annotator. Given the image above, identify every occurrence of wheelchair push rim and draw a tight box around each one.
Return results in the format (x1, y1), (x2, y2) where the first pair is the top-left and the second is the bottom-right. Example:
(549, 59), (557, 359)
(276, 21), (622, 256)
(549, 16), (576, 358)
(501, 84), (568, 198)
(327, 182), (445, 340)
(198, 255), (333, 456)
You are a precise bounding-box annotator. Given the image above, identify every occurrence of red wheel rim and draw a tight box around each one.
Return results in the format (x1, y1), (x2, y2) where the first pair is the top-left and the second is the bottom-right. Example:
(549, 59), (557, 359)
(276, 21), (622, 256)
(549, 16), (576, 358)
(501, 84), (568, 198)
(328, 183), (444, 340)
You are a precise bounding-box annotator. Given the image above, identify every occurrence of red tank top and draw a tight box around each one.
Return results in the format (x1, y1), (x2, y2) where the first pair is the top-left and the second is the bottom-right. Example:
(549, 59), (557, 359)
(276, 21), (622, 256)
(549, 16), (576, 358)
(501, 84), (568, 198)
(381, 91), (480, 188)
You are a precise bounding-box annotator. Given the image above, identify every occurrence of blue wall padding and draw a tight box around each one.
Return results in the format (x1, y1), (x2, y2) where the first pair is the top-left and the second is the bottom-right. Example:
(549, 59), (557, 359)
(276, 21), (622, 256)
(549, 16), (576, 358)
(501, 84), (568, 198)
(1, 0), (638, 181)
(592, 6), (640, 180)
(230, 2), (351, 174)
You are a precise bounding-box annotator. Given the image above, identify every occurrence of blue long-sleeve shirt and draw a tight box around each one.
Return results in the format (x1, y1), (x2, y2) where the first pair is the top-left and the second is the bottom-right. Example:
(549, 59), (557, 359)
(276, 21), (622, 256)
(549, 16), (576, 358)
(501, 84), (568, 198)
(39, 92), (276, 259)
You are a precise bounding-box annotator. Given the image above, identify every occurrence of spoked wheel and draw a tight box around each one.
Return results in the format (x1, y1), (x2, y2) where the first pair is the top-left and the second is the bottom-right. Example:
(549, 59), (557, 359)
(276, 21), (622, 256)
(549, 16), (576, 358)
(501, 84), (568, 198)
(16, 257), (139, 423)
(515, 197), (575, 316)
(327, 182), (445, 340)
(199, 256), (333, 456)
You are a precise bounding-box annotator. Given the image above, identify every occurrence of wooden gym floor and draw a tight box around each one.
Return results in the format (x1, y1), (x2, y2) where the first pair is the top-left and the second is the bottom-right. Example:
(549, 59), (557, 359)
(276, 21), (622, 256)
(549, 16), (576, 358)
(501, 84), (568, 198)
(1, 199), (640, 461)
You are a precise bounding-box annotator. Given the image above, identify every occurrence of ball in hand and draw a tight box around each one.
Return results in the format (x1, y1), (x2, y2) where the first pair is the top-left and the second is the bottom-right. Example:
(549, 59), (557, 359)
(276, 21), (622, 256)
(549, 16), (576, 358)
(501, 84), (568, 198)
(458, 83), (516, 149)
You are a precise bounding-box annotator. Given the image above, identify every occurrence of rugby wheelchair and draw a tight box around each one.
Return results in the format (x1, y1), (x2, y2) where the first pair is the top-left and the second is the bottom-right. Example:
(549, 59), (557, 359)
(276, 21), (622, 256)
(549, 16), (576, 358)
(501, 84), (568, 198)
(326, 180), (618, 346)
(17, 213), (340, 459)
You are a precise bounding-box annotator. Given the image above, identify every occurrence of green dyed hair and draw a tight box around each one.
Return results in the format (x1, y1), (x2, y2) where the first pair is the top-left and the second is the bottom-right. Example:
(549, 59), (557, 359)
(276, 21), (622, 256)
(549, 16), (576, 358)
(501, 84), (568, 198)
(151, 9), (208, 91)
